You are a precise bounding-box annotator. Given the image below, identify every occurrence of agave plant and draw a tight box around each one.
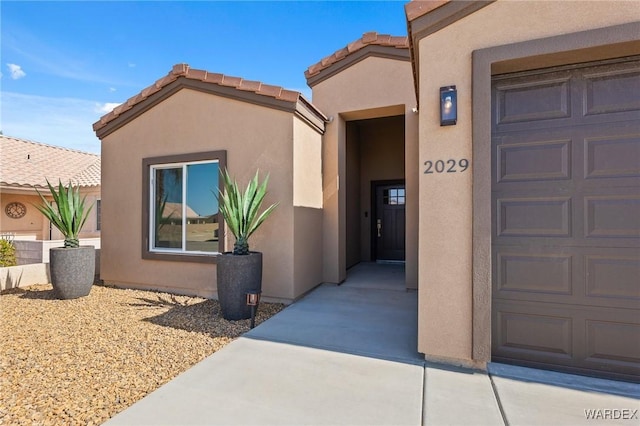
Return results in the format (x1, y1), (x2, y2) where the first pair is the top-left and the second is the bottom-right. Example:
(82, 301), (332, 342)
(34, 179), (94, 248)
(217, 169), (278, 255)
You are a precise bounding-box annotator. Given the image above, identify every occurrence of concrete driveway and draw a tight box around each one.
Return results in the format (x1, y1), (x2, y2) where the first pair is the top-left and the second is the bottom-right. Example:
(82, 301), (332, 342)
(106, 263), (639, 425)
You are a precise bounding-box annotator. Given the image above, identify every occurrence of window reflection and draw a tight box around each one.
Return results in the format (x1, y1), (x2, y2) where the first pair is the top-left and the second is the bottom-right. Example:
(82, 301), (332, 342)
(383, 187), (405, 205)
(152, 161), (220, 253)
(186, 163), (219, 252)
(155, 167), (183, 249)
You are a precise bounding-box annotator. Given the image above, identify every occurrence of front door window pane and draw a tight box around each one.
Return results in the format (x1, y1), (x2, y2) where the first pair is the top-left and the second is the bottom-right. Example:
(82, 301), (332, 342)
(383, 187), (405, 205)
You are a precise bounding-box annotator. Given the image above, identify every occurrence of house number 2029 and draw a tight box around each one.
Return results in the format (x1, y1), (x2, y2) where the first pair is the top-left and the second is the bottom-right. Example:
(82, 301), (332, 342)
(424, 158), (469, 174)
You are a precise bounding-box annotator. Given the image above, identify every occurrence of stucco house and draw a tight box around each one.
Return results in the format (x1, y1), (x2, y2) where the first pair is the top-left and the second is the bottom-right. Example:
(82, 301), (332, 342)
(94, 1), (639, 381)
(0, 135), (101, 265)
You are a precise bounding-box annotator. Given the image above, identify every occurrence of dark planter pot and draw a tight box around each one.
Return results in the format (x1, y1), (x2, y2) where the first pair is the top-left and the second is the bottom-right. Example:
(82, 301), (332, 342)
(216, 251), (262, 320)
(50, 246), (95, 300)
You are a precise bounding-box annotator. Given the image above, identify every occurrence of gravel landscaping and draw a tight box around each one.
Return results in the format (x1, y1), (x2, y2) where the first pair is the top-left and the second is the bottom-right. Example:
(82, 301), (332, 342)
(0, 283), (284, 425)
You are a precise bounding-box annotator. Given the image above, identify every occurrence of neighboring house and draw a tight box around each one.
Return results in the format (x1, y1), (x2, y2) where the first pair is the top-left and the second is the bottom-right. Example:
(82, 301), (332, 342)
(94, 1), (639, 381)
(0, 135), (101, 264)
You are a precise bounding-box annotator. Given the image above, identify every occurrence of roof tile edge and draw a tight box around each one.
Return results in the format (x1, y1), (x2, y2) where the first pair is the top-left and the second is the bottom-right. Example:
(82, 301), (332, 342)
(304, 31), (409, 79)
(405, 0), (450, 22)
(93, 64), (328, 133)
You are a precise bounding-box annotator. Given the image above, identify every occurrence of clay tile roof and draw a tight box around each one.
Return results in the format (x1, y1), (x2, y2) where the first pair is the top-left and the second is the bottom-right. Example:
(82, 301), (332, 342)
(0, 135), (101, 189)
(93, 64), (315, 132)
(405, 0), (450, 21)
(305, 31), (409, 79)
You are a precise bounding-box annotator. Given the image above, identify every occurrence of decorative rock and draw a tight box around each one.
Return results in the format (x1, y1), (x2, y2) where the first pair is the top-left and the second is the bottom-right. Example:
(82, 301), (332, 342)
(0, 283), (284, 425)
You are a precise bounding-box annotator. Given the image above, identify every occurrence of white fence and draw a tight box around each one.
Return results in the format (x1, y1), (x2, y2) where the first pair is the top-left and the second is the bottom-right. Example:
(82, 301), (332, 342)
(1, 238), (101, 291)
(12, 238), (101, 265)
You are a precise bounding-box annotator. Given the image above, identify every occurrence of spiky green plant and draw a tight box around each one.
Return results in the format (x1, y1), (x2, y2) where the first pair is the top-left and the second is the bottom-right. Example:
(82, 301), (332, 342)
(34, 180), (94, 248)
(217, 169), (278, 255)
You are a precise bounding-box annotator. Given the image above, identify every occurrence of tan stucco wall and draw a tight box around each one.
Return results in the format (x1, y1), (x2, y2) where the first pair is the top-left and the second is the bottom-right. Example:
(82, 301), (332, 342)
(0, 188), (100, 240)
(100, 88), (320, 300)
(292, 116), (324, 297)
(311, 55), (418, 288)
(293, 117), (323, 210)
(345, 122), (361, 268)
(415, 0), (640, 366)
(0, 193), (46, 239)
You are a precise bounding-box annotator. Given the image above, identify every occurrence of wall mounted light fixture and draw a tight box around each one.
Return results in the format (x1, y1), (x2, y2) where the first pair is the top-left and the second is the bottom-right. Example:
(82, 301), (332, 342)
(440, 85), (457, 126)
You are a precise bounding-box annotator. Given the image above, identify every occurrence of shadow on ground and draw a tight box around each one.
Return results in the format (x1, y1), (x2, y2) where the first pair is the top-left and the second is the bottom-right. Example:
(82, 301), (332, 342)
(136, 295), (284, 339)
(10, 287), (58, 300)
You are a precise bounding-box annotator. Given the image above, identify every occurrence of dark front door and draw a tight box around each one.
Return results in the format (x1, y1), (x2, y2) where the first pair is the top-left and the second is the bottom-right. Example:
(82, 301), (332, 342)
(375, 184), (406, 261)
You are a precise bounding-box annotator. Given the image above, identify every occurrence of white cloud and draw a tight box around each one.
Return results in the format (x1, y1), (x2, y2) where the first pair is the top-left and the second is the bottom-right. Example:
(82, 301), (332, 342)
(109, 87), (117, 93)
(7, 63), (26, 80)
(95, 102), (122, 114)
(3, 30), (135, 87)
(1, 91), (110, 153)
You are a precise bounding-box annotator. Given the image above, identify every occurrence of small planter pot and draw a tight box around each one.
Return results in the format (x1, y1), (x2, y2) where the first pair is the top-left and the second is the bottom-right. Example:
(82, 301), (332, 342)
(216, 252), (262, 320)
(49, 246), (95, 299)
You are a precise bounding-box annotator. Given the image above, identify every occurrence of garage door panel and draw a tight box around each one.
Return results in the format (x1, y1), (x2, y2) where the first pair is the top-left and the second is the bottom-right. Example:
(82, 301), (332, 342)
(495, 252), (572, 295)
(492, 58), (640, 379)
(583, 65), (640, 116)
(493, 304), (573, 361)
(495, 74), (571, 125)
(585, 254), (640, 302)
(493, 301), (640, 377)
(584, 320), (640, 370)
(584, 194), (640, 238)
(584, 133), (640, 180)
(494, 246), (638, 309)
(496, 139), (571, 183)
(496, 197), (571, 237)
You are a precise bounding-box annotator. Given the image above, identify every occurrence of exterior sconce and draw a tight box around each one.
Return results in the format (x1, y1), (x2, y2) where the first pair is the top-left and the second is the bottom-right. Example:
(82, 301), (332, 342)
(440, 85), (457, 126)
(246, 292), (261, 328)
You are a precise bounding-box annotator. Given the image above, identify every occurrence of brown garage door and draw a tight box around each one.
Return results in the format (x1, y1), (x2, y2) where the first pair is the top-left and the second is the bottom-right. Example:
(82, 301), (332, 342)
(491, 58), (640, 381)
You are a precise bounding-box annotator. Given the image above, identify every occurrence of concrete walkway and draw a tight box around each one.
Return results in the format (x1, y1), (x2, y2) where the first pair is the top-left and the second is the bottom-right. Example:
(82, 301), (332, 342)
(106, 263), (639, 425)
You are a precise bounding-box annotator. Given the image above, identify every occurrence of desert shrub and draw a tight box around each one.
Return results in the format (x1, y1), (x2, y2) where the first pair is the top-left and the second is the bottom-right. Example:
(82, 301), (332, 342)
(0, 240), (17, 267)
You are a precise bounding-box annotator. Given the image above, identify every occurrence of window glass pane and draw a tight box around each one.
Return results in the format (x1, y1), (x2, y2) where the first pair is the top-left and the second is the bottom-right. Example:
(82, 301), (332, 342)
(398, 189), (405, 197)
(154, 167), (183, 249)
(390, 189), (397, 197)
(186, 162), (219, 252)
(96, 200), (101, 231)
(398, 197), (405, 205)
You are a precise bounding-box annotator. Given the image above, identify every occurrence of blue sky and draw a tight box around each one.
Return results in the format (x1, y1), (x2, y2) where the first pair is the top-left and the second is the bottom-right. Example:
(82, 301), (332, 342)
(1, 1), (409, 154)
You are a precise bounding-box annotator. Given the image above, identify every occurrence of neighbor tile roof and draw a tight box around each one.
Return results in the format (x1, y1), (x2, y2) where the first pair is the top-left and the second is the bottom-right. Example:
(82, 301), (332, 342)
(0, 135), (101, 189)
(305, 32), (409, 79)
(93, 64), (313, 132)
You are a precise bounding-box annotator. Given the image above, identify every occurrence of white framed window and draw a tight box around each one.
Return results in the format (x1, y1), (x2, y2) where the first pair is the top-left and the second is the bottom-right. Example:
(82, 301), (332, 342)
(142, 151), (226, 263)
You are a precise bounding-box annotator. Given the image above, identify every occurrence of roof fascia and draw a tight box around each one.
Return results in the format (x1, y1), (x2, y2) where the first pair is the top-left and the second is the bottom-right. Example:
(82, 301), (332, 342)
(0, 184), (99, 193)
(407, 1), (494, 104)
(295, 97), (327, 135)
(96, 78), (299, 140)
(306, 44), (410, 88)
